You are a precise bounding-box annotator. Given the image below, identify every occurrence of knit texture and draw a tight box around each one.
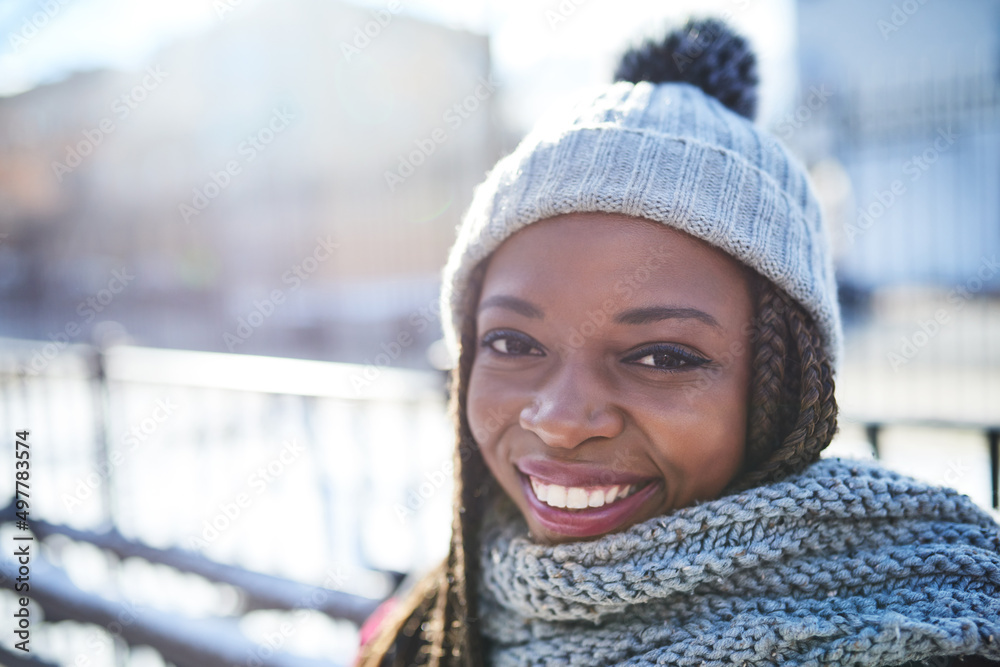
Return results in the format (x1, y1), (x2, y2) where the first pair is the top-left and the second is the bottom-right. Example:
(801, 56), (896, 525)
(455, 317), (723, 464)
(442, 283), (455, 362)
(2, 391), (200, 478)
(440, 79), (842, 367)
(476, 458), (1000, 667)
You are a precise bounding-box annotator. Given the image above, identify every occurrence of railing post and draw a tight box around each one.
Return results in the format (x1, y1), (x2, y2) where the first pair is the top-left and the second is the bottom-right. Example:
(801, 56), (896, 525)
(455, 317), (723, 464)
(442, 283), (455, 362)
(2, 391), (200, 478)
(88, 344), (115, 528)
(865, 423), (881, 459)
(988, 428), (999, 510)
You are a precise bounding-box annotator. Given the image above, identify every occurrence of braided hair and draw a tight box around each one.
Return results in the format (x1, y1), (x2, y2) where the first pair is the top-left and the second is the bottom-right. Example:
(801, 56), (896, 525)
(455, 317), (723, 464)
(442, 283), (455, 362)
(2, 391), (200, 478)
(357, 18), (839, 667)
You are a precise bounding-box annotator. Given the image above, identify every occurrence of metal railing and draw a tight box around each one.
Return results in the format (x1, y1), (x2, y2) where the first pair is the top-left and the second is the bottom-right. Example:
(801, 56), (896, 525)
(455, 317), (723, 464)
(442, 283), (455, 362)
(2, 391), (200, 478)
(0, 500), (395, 667)
(852, 418), (999, 509)
(0, 338), (453, 666)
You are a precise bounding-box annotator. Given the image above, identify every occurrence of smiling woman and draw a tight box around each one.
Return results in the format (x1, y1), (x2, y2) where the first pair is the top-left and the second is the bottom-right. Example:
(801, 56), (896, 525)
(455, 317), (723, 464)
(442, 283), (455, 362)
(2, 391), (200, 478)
(356, 17), (1000, 667)
(469, 215), (754, 543)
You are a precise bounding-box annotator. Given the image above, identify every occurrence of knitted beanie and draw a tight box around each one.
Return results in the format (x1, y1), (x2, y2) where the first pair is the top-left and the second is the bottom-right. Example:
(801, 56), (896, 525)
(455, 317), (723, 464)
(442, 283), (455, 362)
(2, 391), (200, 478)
(440, 18), (842, 366)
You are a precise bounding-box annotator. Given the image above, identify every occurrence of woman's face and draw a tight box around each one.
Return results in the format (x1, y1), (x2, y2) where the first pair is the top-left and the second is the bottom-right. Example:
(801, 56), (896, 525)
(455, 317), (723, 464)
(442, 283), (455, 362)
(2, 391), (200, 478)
(467, 212), (755, 544)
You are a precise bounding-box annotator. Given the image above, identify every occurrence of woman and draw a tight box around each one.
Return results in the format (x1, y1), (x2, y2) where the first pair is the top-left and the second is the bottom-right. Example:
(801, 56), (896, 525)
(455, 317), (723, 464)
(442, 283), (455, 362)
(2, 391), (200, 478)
(358, 18), (1000, 667)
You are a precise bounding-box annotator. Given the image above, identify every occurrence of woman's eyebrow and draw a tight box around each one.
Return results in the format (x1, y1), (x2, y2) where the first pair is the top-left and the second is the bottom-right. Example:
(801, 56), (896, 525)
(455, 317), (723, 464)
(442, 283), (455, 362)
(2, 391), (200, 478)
(614, 306), (722, 329)
(478, 295), (544, 319)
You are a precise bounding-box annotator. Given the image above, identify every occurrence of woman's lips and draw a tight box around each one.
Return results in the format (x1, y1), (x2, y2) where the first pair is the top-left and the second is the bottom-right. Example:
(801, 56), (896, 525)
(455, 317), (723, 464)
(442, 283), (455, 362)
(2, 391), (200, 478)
(516, 470), (662, 539)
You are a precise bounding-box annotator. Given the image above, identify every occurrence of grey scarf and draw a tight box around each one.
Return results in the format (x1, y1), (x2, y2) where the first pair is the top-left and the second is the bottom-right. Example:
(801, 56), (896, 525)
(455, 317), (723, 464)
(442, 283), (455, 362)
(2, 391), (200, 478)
(476, 458), (1000, 667)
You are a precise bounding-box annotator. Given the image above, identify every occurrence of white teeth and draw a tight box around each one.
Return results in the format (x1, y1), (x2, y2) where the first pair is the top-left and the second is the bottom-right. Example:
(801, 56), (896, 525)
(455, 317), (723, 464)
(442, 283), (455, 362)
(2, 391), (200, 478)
(528, 476), (642, 510)
(546, 485), (567, 508)
(566, 487), (589, 509)
(530, 477), (547, 502)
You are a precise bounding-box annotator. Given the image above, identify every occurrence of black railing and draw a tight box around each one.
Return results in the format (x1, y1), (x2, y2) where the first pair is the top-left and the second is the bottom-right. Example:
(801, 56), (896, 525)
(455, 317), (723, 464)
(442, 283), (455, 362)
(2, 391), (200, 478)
(855, 418), (999, 509)
(0, 338), (451, 665)
(0, 500), (397, 667)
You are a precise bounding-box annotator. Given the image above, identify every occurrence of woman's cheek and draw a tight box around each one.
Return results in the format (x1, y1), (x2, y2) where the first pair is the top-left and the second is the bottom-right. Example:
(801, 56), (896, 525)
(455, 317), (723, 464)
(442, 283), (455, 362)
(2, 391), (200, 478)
(467, 368), (521, 495)
(467, 365), (513, 450)
(467, 366), (488, 448)
(637, 370), (747, 495)
(688, 384), (748, 492)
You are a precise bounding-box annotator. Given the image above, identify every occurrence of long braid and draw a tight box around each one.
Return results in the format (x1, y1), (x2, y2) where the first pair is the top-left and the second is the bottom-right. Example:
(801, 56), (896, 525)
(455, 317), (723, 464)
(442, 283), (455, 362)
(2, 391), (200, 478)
(452, 261), (492, 665)
(730, 274), (838, 493)
(744, 274), (791, 469)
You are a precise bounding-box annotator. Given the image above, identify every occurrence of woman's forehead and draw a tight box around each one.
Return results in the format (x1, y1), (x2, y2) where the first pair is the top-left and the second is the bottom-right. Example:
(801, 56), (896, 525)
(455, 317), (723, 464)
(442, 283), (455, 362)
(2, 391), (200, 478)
(478, 212), (751, 315)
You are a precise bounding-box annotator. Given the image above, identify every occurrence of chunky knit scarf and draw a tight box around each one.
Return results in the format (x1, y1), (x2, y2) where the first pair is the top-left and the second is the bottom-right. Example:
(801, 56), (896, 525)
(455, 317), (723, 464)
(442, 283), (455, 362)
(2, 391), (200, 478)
(476, 458), (1000, 667)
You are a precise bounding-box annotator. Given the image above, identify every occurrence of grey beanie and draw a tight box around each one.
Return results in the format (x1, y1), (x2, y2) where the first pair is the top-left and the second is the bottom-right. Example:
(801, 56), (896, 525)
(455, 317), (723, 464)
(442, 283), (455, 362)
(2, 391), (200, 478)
(440, 22), (842, 369)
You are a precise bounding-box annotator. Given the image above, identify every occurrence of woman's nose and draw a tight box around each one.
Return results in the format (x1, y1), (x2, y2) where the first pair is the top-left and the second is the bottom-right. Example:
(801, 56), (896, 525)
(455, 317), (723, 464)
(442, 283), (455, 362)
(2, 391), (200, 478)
(518, 361), (624, 449)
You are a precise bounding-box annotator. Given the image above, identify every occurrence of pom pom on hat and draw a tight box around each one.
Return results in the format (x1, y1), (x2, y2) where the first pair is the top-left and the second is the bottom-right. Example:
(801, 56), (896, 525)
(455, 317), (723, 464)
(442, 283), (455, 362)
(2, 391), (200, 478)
(613, 18), (758, 120)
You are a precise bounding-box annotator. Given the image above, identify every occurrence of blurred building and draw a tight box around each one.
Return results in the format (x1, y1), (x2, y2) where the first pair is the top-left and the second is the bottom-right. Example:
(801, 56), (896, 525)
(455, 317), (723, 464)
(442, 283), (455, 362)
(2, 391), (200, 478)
(786, 0), (999, 439)
(0, 0), (503, 365)
(791, 0), (1000, 292)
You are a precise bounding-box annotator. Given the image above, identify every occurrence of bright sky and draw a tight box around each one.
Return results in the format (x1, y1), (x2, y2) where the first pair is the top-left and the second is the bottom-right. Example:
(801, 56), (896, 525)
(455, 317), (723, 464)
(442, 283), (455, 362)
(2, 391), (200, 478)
(0, 0), (797, 126)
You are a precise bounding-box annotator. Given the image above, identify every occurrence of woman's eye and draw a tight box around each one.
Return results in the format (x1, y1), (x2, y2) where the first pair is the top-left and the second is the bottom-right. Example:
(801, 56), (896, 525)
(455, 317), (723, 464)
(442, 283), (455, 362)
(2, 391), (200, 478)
(625, 344), (708, 371)
(481, 331), (543, 356)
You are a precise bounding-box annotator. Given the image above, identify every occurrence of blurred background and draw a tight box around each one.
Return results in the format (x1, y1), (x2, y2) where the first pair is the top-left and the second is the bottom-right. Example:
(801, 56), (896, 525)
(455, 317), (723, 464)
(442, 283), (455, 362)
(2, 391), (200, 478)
(0, 0), (997, 664)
